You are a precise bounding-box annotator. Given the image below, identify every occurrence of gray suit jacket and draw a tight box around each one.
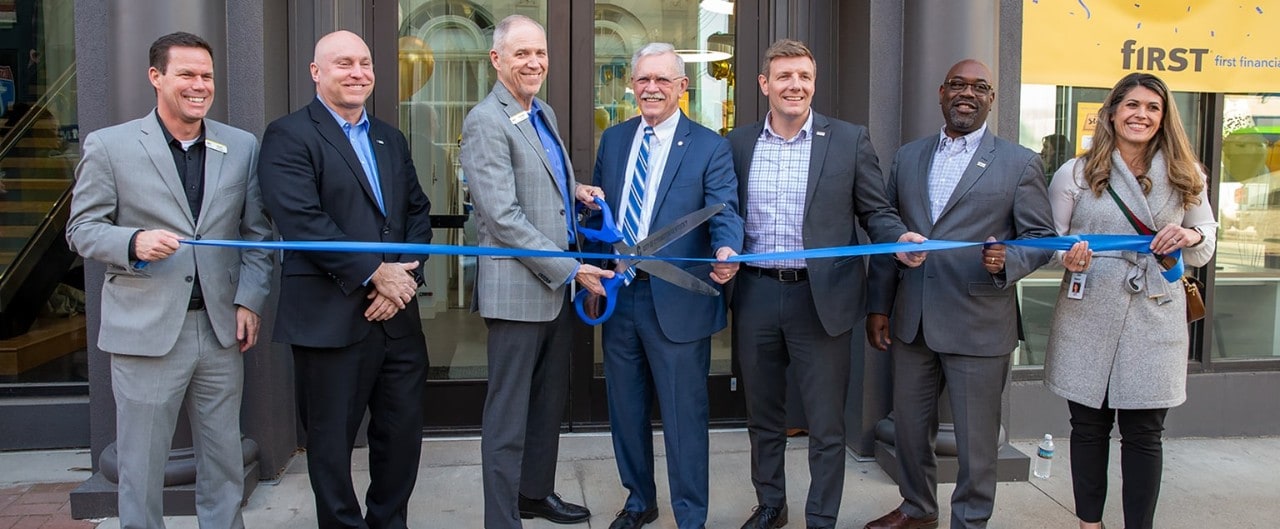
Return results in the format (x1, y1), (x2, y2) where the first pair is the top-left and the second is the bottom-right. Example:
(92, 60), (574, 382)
(728, 113), (907, 336)
(868, 128), (1054, 356)
(67, 111), (273, 355)
(460, 82), (580, 322)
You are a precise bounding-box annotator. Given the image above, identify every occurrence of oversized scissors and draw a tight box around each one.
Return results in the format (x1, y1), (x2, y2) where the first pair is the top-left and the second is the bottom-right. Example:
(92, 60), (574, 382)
(574, 196), (724, 325)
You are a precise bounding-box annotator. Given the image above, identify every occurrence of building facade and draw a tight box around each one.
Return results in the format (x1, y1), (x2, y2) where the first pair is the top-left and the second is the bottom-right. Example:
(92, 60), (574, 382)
(0, 0), (1275, 490)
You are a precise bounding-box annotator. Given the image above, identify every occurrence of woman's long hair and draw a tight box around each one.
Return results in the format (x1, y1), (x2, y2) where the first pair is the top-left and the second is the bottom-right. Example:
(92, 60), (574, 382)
(1080, 72), (1203, 208)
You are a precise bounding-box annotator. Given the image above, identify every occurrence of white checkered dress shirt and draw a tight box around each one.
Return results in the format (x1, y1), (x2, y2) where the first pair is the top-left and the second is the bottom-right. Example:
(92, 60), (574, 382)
(744, 113), (813, 269)
(928, 124), (986, 223)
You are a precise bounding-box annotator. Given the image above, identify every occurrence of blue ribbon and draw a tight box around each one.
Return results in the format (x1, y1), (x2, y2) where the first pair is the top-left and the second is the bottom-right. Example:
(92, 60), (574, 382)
(183, 233), (1184, 282)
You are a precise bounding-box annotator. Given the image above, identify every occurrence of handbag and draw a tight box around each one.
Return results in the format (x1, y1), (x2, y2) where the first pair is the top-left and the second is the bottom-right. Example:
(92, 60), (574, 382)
(1182, 275), (1206, 323)
(1105, 185), (1205, 323)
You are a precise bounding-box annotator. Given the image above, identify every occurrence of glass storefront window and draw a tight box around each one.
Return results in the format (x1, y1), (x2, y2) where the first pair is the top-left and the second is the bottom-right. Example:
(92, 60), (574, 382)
(1212, 94), (1280, 361)
(591, 1), (734, 148)
(1013, 84), (1204, 368)
(0, 1), (80, 386)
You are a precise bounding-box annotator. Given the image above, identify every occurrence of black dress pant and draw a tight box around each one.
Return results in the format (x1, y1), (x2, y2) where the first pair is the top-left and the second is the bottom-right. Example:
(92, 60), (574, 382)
(296, 324), (429, 529)
(1067, 398), (1168, 529)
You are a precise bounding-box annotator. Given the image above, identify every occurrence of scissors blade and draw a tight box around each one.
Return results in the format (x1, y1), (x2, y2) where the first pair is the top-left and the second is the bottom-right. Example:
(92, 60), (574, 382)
(635, 260), (720, 296)
(632, 203), (726, 257)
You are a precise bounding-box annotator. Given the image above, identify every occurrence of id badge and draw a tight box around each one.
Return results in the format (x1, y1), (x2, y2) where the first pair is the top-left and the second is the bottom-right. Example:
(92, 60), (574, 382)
(1067, 272), (1087, 299)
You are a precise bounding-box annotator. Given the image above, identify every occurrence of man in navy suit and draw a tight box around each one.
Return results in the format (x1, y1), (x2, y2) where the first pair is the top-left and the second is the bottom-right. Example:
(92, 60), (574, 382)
(258, 30), (432, 529)
(587, 43), (744, 529)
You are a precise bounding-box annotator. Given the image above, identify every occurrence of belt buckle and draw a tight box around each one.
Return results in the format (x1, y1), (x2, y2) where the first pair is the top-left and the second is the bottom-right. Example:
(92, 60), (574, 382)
(778, 269), (801, 282)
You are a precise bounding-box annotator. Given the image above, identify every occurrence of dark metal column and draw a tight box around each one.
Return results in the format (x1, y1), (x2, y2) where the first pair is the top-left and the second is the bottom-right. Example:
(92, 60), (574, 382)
(900, 0), (999, 142)
(871, 0), (1032, 485)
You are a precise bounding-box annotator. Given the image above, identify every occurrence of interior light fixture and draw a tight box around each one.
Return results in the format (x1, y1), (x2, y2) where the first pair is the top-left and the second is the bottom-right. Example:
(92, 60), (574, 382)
(675, 49), (732, 63)
(700, 0), (735, 16)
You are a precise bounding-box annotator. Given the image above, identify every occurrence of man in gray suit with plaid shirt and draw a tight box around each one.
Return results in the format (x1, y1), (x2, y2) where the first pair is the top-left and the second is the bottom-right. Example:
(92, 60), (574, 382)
(458, 14), (613, 529)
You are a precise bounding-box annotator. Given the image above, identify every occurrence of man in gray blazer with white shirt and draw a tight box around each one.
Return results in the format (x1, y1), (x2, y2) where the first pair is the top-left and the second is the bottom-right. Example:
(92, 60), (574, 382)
(863, 60), (1054, 529)
(458, 14), (612, 529)
(66, 32), (272, 529)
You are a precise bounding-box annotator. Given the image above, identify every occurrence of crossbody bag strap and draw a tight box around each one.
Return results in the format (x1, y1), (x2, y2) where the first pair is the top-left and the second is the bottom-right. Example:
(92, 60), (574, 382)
(1106, 184), (1154, 235)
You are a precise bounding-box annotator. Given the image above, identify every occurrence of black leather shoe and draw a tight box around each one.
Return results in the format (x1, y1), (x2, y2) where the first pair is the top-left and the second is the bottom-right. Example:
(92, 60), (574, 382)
(741, 504), (788, 529)
(518, 493), (591, 524)
(608, 507), (659, 529)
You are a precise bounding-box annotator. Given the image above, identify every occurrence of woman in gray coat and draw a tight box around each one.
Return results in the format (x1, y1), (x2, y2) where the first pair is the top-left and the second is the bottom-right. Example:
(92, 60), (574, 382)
(1044, 73), (1217, 529)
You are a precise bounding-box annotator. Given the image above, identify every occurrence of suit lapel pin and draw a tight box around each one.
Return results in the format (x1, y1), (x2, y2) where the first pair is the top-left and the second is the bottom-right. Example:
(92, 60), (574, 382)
(677, 140), (684, 147)
(204, 139), (228, 153)
(375, 139), (386, 145)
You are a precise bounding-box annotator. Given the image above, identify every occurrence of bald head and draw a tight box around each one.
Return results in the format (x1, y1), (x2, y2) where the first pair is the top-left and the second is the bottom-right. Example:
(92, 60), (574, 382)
(943, 59), (991, 83)
(938, 59), (994, 138)
(310, 30), (375, 123)
(313, 30), (369, 65)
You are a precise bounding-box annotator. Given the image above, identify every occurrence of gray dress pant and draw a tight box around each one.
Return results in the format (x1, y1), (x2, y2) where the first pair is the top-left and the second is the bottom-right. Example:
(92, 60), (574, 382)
(111, 308), (245, 529)
(891, 333), (1010, 529)
(733, 272), (850, 529)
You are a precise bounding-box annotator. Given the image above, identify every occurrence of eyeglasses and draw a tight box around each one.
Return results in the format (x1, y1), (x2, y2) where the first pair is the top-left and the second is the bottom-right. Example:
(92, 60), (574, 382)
(944, 79), (993, 96)
(632, 75), (686, 87)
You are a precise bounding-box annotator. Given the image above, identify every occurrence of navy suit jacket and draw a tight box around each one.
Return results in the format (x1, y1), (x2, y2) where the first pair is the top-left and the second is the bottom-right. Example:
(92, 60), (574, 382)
(259, 98), (433, 348)
(591, 113), (743, 343)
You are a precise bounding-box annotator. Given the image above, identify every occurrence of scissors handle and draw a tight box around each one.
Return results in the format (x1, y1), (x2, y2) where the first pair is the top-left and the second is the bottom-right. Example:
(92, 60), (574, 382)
(576, 196), (624, 244)
(574, 274), (624, 325)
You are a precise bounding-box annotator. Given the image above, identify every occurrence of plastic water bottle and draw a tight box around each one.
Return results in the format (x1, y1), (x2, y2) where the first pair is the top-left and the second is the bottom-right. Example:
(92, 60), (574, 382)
(1033, 434), (1055, 479)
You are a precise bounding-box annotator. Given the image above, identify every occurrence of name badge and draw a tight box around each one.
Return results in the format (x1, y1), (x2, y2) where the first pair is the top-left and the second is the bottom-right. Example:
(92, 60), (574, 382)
(205, 139), (228, 153)
(1067, 272), (1087, 300)
(510, 111), (530, 125)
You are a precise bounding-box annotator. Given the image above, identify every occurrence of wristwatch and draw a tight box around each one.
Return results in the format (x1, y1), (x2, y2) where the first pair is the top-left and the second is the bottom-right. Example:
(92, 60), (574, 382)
(1187, 225), (1207, 248)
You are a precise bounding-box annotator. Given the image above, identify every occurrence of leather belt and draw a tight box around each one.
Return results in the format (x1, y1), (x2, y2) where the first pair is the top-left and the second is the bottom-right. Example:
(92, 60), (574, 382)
(743, 265), (808, 282)
(187, 297), (206, 311)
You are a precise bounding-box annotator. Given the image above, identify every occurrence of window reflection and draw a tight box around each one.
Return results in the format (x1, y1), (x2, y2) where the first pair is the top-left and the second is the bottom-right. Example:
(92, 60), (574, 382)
(592, 1), (734, 150)
(0, 1), (81, 387)
(1213, 94), (1280, 361)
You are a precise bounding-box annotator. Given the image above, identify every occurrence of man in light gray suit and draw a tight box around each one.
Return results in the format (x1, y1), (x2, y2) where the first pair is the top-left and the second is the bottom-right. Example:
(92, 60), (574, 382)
(862, 60), (1055, 529)
(458, 14), (612, 529)
(66, 32), (272, 529)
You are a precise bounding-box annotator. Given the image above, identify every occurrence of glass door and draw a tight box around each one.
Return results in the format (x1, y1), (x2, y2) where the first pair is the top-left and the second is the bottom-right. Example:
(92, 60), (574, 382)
(376, 0), (746, 430)
(581, 0), (744, 423)
(388, 0), (548, 429)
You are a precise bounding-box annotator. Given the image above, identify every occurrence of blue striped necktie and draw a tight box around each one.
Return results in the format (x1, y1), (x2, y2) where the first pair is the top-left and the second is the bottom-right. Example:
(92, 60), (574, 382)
(621, 126), (654, 284)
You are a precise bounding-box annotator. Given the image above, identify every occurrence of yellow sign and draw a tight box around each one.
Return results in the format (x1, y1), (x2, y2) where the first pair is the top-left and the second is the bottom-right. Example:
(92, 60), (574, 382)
(1075, 102), (1103, 157)
(1023, 0), (1280, 92)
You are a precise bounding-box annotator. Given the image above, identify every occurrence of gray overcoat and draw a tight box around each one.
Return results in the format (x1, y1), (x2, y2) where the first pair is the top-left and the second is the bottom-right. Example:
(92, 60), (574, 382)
(1044, 151), (1217, 409)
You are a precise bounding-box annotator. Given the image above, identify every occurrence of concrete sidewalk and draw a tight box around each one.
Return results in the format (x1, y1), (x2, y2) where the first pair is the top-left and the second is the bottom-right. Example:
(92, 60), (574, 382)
(2, 432), (1274, 528)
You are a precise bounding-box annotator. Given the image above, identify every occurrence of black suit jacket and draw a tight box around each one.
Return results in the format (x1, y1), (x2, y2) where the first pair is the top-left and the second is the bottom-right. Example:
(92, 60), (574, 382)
(259, 98), (433, 348)
(727, 112), (905, 336)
